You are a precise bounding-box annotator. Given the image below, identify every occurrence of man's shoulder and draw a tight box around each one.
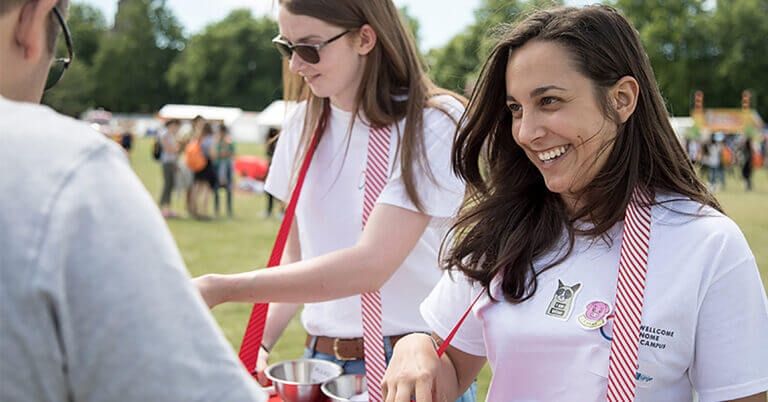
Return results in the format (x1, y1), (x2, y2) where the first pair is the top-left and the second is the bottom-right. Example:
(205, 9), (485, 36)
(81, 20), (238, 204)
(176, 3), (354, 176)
(0, 99), (117, 168)
(0, 98), (125, 216)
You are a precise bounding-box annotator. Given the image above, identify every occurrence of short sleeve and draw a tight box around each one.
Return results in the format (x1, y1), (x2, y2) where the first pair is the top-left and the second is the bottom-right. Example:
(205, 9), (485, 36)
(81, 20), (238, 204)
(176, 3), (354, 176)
(420, 270), (487, 357)
(40, 145), (266, 401)
(690, 256), (768, 402)
(378, 96), (466, 219)
(265, 103), (306, 202)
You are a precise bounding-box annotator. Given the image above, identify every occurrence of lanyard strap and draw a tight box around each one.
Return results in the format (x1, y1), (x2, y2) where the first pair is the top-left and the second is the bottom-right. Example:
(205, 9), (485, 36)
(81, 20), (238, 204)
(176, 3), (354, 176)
(437, 188), (652, 402)
(360, 125), (393, 402)
(607, 187), (652, 401)
(238, 107), (328, 376)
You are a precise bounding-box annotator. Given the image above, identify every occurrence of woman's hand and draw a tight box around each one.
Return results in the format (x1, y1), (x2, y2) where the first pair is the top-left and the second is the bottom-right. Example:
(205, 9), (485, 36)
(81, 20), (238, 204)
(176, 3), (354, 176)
(193, 274), (224, 309)
(256, 345), (272, 387)
(382, 334), (449, 402)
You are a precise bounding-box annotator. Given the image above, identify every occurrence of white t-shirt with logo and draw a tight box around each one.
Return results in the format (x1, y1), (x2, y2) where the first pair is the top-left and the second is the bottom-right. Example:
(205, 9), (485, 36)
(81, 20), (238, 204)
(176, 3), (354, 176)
(421, 195), (768, 402)
(265, 96), (466, 337)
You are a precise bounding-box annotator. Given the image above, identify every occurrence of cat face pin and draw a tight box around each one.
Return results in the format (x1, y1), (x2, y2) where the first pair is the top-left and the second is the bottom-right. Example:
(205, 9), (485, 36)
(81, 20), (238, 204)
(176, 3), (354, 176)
(545, 280), (581, 321)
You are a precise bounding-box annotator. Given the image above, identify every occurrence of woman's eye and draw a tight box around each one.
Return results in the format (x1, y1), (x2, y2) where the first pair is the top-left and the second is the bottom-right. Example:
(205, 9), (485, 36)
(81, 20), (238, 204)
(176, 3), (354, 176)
(507, 104), (522, 116)
(541, 96), (559, 106)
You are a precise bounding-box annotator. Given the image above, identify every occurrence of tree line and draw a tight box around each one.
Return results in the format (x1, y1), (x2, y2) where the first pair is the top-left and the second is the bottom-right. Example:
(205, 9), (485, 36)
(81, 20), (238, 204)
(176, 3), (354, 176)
(43, 0), (768, 120)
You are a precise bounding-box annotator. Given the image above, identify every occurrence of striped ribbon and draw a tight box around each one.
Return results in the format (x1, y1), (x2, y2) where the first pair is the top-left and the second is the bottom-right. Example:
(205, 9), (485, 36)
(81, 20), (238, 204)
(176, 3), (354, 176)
(360, 125), (392, 402)
(607, 187), (653, 401)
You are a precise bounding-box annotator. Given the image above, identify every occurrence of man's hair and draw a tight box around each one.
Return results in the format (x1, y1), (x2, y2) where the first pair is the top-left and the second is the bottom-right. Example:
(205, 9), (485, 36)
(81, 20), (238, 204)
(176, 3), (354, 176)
(0, 0), (69, 53)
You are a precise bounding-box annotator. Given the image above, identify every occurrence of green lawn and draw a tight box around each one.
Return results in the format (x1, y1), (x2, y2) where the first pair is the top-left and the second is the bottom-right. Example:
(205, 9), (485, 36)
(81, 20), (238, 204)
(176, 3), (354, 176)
(130, 137), (767, 400)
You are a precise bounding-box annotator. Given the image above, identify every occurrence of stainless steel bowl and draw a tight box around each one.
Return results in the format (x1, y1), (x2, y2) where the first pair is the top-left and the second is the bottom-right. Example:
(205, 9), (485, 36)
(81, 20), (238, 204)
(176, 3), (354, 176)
(265, 359), (343, 402)
(321, 374), (368, 401)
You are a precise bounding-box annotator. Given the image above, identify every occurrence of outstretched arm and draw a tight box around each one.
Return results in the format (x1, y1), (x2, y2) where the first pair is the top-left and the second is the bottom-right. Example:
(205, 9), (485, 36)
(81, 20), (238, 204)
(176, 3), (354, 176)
(196, 203), (430, 306)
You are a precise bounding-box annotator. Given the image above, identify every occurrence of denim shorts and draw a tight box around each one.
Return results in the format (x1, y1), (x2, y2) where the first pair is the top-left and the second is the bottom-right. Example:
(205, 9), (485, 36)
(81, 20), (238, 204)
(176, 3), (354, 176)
(303, 335), (478, 402)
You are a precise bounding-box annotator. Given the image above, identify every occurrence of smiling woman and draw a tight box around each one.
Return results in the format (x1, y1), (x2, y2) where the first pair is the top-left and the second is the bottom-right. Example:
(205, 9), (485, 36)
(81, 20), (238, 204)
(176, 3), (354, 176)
(382, 5), (768, 402)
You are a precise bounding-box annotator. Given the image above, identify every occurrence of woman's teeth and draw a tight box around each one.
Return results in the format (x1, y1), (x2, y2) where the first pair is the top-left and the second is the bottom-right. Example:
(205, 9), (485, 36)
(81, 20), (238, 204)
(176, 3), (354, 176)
(538, 145), (570, 162)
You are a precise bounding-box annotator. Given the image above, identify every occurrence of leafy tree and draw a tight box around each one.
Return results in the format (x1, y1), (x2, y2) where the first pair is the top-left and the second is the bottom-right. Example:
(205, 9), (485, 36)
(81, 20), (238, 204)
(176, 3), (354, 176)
(427, 0), (563, 95)
(710, 0), (768, 118)
(65, 3), (108, 66)
(613, 0), (716, 116)
(167, 9), (281, 111)
(398, 6), (421, 48)
(91, 0), (185, 112)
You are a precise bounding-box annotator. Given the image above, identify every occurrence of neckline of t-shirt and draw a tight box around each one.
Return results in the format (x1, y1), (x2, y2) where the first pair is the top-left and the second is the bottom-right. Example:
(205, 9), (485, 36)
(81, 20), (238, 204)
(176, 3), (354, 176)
(329, 102), (376, 130)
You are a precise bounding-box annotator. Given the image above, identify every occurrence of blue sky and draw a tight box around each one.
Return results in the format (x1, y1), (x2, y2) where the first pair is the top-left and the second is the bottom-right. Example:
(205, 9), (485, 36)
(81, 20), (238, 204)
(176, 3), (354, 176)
(78, 0), (593, 51)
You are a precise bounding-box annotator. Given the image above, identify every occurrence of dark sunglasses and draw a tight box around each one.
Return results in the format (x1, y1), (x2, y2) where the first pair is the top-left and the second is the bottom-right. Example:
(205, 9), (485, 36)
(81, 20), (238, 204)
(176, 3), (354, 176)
(45, 6), (74, 92)
(272, 30), (350, 64)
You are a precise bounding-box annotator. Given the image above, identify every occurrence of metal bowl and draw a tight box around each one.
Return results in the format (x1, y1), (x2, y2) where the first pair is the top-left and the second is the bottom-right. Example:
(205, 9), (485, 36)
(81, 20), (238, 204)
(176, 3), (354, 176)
(321, 374), (368, 401)
(265, 359), (343, 402)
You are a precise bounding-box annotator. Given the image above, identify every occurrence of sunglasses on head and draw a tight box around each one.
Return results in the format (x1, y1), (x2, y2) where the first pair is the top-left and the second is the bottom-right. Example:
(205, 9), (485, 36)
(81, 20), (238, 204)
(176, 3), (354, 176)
(272, 30), (350, 64)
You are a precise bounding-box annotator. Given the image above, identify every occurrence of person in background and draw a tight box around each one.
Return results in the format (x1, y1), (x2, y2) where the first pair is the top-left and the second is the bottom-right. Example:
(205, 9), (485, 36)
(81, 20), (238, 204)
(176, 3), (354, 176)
(186, 115), (206, 216)
(119, 123), (133, 161)
(190, 123), (217, 219)
(0, 0), (266, 400)
(263, 127), (280, 218)
(159, 119), (181, 218)
(742, 136), (754, 191)
(214, 124), (235, 217)
(703, 140), (722, 191)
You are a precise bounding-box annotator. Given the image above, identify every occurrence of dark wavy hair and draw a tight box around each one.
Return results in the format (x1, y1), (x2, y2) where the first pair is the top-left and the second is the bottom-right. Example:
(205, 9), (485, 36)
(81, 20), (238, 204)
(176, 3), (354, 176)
(444, 5), (721, 303)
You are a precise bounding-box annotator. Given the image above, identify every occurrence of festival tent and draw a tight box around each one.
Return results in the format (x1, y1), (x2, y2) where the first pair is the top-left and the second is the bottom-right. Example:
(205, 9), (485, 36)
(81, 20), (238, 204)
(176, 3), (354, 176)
(158, 104), (243, 125)
(256, 100), (298, 131)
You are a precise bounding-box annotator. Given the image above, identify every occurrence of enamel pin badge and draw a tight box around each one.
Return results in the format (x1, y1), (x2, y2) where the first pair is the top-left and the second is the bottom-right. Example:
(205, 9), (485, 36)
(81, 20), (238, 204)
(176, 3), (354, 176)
(545, 280), (581, 321)
(578, 300), (612, 330)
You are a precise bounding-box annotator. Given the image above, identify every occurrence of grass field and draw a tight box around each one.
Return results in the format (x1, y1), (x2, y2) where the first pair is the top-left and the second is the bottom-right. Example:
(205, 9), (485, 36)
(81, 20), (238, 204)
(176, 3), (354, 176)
(129, 137), (767, 400)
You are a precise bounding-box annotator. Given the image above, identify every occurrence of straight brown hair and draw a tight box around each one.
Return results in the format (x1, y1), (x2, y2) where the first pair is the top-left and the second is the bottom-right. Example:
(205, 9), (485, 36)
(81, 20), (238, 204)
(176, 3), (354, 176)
(445, 5), (721, 303)
(278, 0), (465, 211)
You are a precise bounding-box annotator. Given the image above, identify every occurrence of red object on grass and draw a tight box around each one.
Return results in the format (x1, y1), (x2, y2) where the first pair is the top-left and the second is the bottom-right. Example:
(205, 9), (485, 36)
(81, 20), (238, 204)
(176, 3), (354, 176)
(234, 156), (270, 180)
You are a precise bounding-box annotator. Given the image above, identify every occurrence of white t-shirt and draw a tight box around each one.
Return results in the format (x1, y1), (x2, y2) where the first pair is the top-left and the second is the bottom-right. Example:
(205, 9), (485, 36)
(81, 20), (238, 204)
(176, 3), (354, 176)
(265, 96), (466, 337)
(421, 194), (768, 402)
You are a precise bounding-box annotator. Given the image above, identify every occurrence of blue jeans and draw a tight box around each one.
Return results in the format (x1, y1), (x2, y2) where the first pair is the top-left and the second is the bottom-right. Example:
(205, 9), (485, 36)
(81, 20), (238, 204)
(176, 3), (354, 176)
(303, 336), (478, 402)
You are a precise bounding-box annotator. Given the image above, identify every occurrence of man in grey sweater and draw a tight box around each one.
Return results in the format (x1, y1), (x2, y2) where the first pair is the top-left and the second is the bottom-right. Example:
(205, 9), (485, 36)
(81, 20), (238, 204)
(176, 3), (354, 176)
(0, 1), (266, 400)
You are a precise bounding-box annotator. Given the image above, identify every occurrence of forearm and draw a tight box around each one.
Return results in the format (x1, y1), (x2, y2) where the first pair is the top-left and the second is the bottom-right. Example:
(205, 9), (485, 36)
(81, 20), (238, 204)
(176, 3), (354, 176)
(261, 302), (302, 349)
(212, 244), (391, 304)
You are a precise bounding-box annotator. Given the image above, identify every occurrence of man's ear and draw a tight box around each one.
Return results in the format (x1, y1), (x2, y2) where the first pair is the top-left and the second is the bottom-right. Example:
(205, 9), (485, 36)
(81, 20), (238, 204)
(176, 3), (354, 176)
(15, 0), (58, 61)
(611, 76), (640, 124)
(355, 24), (377, 56)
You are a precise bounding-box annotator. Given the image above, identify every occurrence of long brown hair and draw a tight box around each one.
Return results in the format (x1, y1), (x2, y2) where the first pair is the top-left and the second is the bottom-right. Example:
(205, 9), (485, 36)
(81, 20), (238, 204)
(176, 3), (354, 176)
(279, 0), (465, 211)
(446, 5), (721, 303)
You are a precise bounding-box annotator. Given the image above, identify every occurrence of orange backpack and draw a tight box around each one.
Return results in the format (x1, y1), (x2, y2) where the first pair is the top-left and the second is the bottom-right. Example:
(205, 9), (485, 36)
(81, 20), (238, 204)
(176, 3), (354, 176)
(721, 146), (733, 166)
(185, 140), (207, 172)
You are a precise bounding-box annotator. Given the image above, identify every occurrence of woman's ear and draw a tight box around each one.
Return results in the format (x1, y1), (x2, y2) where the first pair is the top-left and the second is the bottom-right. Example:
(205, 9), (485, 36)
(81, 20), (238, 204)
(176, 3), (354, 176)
(355, 24), (377, 56)
(611, 76), (640, 124)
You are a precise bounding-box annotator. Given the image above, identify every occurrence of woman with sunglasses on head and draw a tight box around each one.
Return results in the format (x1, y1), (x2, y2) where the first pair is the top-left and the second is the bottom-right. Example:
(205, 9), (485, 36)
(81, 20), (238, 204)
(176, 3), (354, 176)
(194, 0), (476, 399)
(381, 5), (768, 402)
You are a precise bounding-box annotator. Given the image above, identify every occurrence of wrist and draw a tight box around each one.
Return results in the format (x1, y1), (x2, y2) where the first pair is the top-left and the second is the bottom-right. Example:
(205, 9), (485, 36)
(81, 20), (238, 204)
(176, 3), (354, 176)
(205, 273), (229, 306)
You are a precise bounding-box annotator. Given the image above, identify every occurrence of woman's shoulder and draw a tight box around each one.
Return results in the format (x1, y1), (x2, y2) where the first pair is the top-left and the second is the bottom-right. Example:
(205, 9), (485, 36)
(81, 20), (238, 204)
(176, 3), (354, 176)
(652, 191), (751, 259)
(277, 100), (309, 144)
(420, 94), (466, 143)
(424, 94), (465, 122)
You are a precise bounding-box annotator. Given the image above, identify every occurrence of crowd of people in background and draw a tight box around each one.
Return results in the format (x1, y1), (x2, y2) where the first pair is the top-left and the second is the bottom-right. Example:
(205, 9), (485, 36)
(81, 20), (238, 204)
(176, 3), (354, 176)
(155, 115), (237, 220)
(686, 133), (767, 192)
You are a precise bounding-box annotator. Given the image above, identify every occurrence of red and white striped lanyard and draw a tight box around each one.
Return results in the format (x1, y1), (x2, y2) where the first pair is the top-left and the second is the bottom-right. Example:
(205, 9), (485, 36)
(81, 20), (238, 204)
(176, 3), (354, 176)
(438, 188), (653, 401)
(237, 108), (393, 402)
(360, 125), (393, 402)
